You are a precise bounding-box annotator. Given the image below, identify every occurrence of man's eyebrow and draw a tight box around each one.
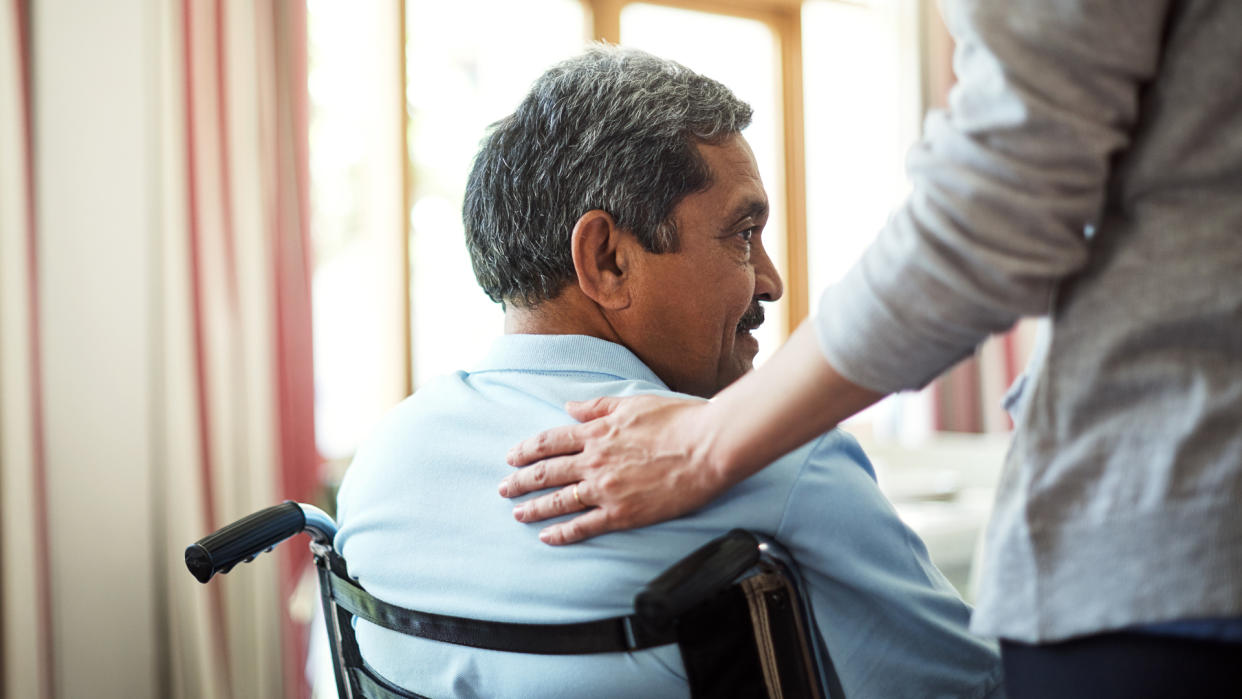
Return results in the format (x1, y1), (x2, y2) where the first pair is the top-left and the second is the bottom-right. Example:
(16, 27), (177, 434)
(726, 198), (769, 226)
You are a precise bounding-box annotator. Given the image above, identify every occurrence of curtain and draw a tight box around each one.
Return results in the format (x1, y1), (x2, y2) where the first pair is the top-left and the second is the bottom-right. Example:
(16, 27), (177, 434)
(161, 1), (317, 697)
(0, 1), (53, 697)
(1, 1), (317, 697)
(933, 328), (1039, 432)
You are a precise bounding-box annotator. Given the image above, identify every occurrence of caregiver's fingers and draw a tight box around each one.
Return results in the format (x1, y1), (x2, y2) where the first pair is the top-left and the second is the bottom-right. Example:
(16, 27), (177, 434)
(499, 453), (585, 499)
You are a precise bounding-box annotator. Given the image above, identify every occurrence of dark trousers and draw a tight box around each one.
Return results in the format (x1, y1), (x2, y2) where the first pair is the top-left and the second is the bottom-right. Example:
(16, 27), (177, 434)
(1001, 631), (1242, 699)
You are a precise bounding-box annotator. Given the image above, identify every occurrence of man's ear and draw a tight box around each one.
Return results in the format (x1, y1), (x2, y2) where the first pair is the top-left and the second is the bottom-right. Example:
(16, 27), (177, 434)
(571, 209), (633, 310)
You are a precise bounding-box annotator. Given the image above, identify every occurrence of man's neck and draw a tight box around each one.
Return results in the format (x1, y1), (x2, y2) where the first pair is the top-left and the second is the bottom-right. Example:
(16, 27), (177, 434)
(503, 287), (623, 346)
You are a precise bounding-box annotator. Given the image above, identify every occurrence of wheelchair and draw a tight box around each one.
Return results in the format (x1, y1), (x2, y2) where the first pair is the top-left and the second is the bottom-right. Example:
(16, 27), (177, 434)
(186, 501), (844, 699)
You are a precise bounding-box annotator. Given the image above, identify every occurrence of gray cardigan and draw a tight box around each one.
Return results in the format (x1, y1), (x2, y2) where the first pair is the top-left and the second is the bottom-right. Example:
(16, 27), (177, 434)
(815, 0), (1242, 643)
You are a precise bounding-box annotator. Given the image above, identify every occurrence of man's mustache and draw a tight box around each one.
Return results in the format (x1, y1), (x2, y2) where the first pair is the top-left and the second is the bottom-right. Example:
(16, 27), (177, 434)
(737, 302), (765, 333)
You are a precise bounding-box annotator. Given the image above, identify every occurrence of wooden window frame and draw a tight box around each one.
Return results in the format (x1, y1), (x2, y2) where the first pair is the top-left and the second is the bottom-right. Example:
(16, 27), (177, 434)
(397, 0), (937, 370)
(581, 0), (809, 337)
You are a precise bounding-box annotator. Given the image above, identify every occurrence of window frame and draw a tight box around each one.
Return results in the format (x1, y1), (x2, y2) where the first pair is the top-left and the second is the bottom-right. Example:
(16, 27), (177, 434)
(580, 0), (810, 339)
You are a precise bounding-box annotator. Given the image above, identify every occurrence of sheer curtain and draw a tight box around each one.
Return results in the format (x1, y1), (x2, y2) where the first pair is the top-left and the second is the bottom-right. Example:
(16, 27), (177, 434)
(1, 1), (317, 697)
(162, 1), (317, 696)
(1, 1), (52, 697)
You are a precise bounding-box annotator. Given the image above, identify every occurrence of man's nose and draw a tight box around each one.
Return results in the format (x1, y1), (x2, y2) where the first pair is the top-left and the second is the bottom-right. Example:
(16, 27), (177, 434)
(753, 242), (784, 302)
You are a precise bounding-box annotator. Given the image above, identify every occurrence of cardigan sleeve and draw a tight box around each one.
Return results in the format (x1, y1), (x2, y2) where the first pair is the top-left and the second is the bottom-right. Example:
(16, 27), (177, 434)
(814, 0), (1172, 393)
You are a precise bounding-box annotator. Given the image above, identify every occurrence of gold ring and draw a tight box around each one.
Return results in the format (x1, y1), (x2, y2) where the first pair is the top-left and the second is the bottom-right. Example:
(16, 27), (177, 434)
(573, 483), (584, 507)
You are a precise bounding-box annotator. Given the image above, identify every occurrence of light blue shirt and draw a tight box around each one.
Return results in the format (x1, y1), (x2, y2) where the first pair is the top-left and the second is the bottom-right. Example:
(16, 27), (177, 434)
(335, 334), (1004, 698)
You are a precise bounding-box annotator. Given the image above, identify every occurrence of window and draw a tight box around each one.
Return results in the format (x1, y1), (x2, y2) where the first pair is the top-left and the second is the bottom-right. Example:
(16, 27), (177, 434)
(802, 0), (931, 441)
(803, 0), (921, 297)
(406, 0), (587, 387)
(308, 0), (406, 461)
(618, 3), (788, 364)
(310, 0), (965, 454)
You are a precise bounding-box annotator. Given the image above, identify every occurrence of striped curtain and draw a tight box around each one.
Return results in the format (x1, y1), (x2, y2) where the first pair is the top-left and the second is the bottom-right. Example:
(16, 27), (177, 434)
(1, 1), (318, 697)
(932, 322), (1042, 432)
(1, 2), (52, 698)
(165, 2), (317, 695)
(164, 1), (318, 697)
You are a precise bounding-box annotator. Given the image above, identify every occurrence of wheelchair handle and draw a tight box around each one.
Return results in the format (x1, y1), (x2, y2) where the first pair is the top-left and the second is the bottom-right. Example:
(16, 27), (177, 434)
(185, 501), (335, 584)
(634, 529), (760, 625)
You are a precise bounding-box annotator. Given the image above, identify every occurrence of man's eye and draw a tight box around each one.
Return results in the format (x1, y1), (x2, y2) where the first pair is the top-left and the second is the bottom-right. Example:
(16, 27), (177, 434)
(738, 228), (755, 243)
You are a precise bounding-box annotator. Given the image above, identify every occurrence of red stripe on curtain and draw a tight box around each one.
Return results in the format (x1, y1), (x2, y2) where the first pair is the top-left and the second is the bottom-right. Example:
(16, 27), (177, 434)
(181, 0), (232, 687)
(1002, 331), (1020, 385)
(13, 0), (54, 696)
(933, 356), (983, 433)
(272, 2), (316, 696)
(276, 0), (317, 520)
(213, 0), (239, 311)
(182, 0), (217, 552)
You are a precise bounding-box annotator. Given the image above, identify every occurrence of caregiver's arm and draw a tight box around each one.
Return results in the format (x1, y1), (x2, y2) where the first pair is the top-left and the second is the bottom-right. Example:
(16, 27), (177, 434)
(501, 323), (884, 544)
(501, 0), (1168, 545)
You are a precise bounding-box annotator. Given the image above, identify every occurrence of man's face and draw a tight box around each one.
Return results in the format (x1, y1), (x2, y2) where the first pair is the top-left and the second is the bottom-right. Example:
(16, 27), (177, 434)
(624, 133), (783, 397)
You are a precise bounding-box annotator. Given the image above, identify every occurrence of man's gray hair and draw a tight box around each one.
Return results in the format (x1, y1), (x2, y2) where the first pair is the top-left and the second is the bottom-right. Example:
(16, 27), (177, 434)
(463, 44), (753, 307)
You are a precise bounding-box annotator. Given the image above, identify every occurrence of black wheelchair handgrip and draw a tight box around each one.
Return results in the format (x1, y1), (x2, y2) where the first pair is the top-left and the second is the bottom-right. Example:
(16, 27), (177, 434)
(185, 501), (306, 584)
(635, 529), (761, 625)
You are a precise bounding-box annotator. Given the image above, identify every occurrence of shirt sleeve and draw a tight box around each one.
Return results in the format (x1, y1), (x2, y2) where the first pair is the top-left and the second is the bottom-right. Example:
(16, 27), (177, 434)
(776, 430), (1004, 698)
(815, 0), (1172, 393)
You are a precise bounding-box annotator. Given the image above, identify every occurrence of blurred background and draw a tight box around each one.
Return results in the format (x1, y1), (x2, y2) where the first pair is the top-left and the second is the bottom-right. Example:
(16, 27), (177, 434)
(1, 1), (1036, 697)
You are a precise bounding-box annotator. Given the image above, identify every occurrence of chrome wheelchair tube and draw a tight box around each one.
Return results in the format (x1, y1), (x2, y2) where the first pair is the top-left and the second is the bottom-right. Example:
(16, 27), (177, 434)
(753, 533), (844, 699)
(298, 502), (337, 545)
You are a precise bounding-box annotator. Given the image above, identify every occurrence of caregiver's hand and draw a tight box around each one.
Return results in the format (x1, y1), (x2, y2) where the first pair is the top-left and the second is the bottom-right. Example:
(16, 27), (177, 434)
(500, 393), (736, 545)
(499, 323), (885, 545)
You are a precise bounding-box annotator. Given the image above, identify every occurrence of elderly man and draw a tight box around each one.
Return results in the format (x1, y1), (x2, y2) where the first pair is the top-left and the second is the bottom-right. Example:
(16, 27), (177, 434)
(334, 45), (1002, 698)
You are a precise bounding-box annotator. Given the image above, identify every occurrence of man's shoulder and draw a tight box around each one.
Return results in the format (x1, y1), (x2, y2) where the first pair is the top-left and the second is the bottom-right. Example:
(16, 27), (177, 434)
(359, 367), (676, 464)
(768, 428), (877, 484)
(710, 428), (877, 518)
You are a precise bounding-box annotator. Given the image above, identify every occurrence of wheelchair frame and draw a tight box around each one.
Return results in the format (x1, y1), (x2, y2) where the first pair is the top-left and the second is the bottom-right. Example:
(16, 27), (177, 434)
(186, 501), (843, 698)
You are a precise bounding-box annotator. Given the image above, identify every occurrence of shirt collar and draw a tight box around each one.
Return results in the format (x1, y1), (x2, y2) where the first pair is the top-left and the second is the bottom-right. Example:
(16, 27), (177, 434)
(473, 334), (669, 389)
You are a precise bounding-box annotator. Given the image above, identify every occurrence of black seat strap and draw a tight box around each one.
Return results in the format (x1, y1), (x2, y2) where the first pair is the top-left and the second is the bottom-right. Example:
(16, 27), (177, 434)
(327, 568), (677, 655)
(351, 659), (434, 699)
